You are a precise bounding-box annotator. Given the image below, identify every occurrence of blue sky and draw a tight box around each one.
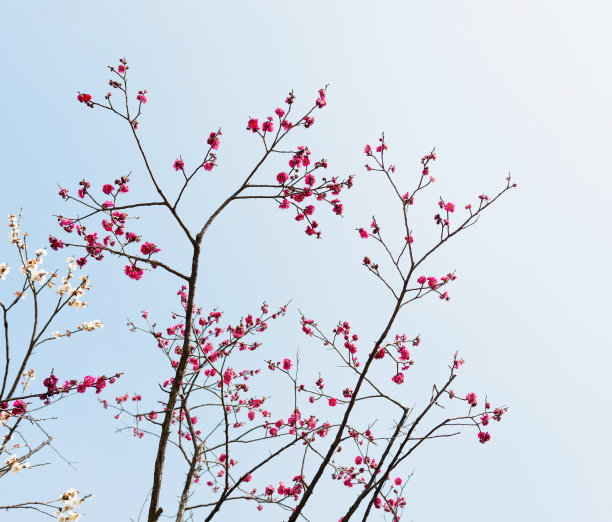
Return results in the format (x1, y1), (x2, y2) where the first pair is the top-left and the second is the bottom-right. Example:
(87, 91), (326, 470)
(1, 1), (611, 521)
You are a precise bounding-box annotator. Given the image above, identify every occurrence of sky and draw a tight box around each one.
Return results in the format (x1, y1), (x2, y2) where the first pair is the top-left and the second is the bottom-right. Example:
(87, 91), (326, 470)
(1, 1), (611, 521)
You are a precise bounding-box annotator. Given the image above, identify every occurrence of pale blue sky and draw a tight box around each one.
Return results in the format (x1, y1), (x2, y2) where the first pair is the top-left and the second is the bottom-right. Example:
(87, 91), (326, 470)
(1, 1), (611, 521)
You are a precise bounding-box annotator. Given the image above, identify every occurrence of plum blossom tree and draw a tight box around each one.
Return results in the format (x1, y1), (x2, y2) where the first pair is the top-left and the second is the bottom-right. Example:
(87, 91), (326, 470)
(5, 57), (516, 521)
(0, 214), (116, 518)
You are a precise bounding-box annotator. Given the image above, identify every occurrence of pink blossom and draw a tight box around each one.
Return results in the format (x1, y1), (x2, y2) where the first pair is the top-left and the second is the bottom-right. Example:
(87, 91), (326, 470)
(275, 107), (285, 118)
(124, 232), (138, 243)
(279, 199), (290, 209)
(478, 432), (491, 444)
(331, 199), (343, 215)
(391, 372), (405, 385)
(417, 276), (426, 285)
(83, 375), (96, 387)
(444, 202), (455, 213)
(125, 264), (144, 280)
(453, 355), (464, 369)
(207, 131), (221, 150)
(316, 89), (326, 108)
(247, 118), (259, 133)
(173, 159), (184, 171)
(136, 90), (148, 103)
(493, 408), (506, 422)
(140, 242), (160, 256)
(328, 398), (337, 407)
(59, 218), (74, 232)
(394, 477), (402, 486)
(358, 228), (369, 239)
(12, 400), (26, 416)
(262, 117), (274, 132)
(276, 172), (289, 184)
(49, 235), (64, 250)
(305, 174), (316, 186)
(466, 392), (477, 407)
(102, 184), (114, 194)
(283, 358), (292, 370)
(77, 93), (92, 104)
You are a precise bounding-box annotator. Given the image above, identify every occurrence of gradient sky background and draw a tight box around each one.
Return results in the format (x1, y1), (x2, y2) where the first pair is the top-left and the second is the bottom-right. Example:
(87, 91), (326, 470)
(1, 1), (611, 521)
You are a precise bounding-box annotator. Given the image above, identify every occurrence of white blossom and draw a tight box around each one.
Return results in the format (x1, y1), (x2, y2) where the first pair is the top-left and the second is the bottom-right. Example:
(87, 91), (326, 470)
(77, 320), (104, 332)
(5, 454), (30, 474)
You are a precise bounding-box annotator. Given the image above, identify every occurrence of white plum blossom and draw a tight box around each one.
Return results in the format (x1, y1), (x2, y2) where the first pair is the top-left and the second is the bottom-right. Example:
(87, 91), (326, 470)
(77, 320), (104, 332)
(21, 368), (35, 388)
(55, 488), (86, 521)
(19, 249), (50, 285)
(5, 454), (31, 474)
(8, 214), (22, 247)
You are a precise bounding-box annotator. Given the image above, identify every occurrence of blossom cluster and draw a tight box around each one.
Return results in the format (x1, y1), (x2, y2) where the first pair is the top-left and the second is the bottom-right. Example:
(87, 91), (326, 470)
(55, 488), (86, 521)
(4, 453), (32, 475)
(242, 89), (354, 238)
(105, 292), (349, 499)
(54, 177), (166, 281)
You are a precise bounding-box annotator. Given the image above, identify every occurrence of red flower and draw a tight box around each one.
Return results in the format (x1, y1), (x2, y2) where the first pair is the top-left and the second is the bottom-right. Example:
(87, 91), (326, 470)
(478, 432), (491, 444)
(247, 118), (259, 133)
